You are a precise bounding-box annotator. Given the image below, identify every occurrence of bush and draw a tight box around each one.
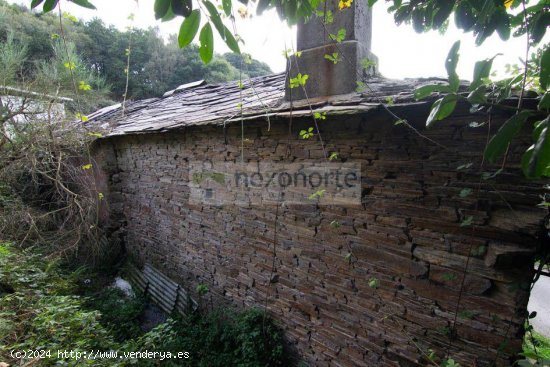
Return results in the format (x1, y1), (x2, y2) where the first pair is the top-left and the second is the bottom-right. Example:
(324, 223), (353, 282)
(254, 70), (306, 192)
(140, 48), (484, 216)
(521, 327), (550, 366)
(84, 288), (145, 342)
(0, 243), (116, 366)
(128, 308), (288, 367)
(0, 244), (289, 367)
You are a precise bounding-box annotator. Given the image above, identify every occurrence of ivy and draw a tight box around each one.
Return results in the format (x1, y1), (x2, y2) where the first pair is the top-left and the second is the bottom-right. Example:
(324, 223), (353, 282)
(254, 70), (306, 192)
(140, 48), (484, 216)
(314, 111), (327, 120)
(360, 58), (376, 71)
(196, 283), (209, 296)
(324, 52), (341, 64)
(78, 81), (91, 91)
(329, 28), (346, 43)
(316, 9), (334, 24)
(299, 127), (314, 139)
(308, 189), (326, 200)
(289, 73), (309, 89)
(368, 278), (379, 289)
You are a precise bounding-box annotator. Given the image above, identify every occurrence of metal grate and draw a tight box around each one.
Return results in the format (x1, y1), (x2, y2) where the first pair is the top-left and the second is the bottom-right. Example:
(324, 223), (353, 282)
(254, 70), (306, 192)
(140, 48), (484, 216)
(126, 262), (198, 315)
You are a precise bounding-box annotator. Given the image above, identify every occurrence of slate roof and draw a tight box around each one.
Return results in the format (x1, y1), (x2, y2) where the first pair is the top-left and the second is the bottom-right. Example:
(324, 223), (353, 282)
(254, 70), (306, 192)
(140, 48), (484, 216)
(87, 72), (456, 137)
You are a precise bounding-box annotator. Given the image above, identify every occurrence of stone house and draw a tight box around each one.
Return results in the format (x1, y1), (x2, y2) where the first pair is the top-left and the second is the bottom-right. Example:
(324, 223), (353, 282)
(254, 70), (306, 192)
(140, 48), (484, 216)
(88, 2), (548, 366)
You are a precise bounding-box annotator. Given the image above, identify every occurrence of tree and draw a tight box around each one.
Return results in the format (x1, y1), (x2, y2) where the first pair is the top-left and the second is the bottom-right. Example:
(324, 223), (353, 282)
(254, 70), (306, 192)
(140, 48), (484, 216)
(223, 52), (272, 78)
(0, 1), (272, 101)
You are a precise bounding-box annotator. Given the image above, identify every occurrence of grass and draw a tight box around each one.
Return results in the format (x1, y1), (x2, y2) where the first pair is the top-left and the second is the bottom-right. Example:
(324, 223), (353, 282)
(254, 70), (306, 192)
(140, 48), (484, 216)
(0, 243), (289, 366)
(522, 327), (550, 365)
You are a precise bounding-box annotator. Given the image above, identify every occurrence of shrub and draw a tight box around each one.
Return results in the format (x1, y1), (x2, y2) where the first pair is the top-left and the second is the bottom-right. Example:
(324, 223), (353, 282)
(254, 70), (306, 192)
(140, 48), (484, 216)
(0, 245), (288, 367)
(125, 308), (288, 367)
(84, 288), (145, 342)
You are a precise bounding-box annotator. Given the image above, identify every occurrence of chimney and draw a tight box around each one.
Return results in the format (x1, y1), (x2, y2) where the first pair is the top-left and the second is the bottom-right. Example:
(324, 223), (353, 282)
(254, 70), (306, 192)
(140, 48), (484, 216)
(285, 0), (377, 100)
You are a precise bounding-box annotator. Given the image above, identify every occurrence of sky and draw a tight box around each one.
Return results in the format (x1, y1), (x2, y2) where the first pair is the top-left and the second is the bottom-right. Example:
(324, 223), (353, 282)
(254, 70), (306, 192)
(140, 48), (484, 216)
(8, 0), (547, 80)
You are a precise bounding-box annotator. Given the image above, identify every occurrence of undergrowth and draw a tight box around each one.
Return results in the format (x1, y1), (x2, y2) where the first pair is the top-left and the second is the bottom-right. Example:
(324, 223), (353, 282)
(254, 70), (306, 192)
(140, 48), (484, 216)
(521, 327), (550, 366)
(0, 242), (288, 366)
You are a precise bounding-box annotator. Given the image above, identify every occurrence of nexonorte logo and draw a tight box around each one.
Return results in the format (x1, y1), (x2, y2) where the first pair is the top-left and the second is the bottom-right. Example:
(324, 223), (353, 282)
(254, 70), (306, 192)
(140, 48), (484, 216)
(189, 161), (361, 207)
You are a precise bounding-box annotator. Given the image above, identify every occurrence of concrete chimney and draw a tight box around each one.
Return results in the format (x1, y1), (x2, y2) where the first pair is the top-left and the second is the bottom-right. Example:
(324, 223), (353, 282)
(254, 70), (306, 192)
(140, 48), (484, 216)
(285, 0), (377, 100)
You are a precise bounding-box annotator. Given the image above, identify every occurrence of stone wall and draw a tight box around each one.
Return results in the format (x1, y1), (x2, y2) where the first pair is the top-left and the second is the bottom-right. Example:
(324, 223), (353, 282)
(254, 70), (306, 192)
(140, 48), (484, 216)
(95, 109), (545, 366)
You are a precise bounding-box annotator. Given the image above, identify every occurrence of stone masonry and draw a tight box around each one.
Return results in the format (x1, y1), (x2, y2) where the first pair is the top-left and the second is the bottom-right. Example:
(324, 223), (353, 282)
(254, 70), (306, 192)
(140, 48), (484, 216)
(95, 107), (546, 366)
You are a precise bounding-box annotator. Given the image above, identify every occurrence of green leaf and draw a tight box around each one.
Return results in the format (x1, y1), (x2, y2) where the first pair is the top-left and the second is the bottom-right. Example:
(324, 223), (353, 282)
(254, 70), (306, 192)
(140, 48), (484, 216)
(445, 41), (461, 91)
(460, 216), (473, 227)
(42, 0), (59, 12)
(432, 0), (454, 29)
(222, 0), (232, 16)
(531, 12), (550, 45)
(496, 74), (522, 104)
(540, 46), (550, 90)
(494, 9), (510, 41)
(467, 85), (487, 105)
(203, 1), (222, 27)
(161, 6), (176, 22)
(289, 73), (308, 88)
(459, 188), (473, 198)
(414, 84), (452, 100)
(455, 1), (475, 31)
(171, 0), (192, 17)
(329, 28), (346, 43)
(199, 23), (214, 63)
(470, 56), (498, 91)
(533, 119), (547, 141)
(484, 111), (531, 163)
(426, 94), (458, 127)
(178, 10), (201, 48)
(368, 278), (379, 289)
(539, 92), (550, 111)
(68, 0), (96, 9)
(442, 358), (460, 367)
(411, 8), (426, 33)
(30, 0), (44, 9)
(526, 117), (550, 178)
(344, 253), (353, 263)
(442, 272), (457, 281)
(367, 0), (377, 6)
(221, 26), (240, 54)
(203, 0), (240, 54)
(474, 1), (497, 46)
(360, 58), (376, 70)
(154, 0), (171, 19)
(324, 53), (340, 64)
